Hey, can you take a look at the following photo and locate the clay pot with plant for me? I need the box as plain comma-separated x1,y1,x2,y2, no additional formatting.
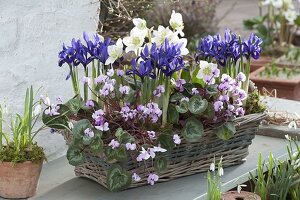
0,86,55,199
250,63,300,100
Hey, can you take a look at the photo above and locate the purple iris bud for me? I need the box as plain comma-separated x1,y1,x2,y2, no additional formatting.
214,101,224,112
86,100,95,108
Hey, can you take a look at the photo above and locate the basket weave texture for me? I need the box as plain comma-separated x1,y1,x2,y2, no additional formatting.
62,113,267,189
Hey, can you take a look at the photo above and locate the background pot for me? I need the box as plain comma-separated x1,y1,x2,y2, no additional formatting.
250,56,272,73
250,66,300,100
222,191,261,200
0,160,43,199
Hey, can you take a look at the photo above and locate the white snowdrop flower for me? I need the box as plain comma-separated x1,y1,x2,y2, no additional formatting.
210,162,215,172
285,134,291,141
218,167,224,176
33,104,42,116
288,120,297,129
68,121,74,130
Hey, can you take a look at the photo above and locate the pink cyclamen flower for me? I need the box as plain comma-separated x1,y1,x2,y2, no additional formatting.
81,76,91,85
235,107,245,116
147,131,156,140
237,72,246,82
95,122,109,131
86,100,95,108
192,88,199,95
44,104,60,116
152,146,167,153
136,147,151,161
173,134,181,145
175,79,186,92
132,173,141,182
119,85,130,95
125,143,137,151
95,75,108,84
147,173,159,185
213,101,223,112
40,95,51,106
219,95,229,102
108,139,120,149
153,85,165,97
204,75,215,85
227,104,235,112
181,97,189,102
107,68,114,77
84,128,94,138
116,69,125,76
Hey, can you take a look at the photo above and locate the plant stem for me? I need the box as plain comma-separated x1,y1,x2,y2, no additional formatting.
84,67,89,102
0,105,2,149
162,77,170,127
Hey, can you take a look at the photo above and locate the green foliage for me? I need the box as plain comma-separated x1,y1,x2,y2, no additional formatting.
67,144,85,166
182,117,204,142
188,96,208,115
65,98,85,114
115,128,134,143
154,157,168,174
167,104,179,124
0,143,45,163
157,133,175,151
246,91,266,114
175,100,189,114
215,122,236,140
170,93,185,103
106,165,132,192
42,104,70,129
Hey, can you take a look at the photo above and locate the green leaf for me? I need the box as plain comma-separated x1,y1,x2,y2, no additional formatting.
295,15,300,27
167,104,179,124
124,88,136,104
204,103,215,120
180,69,191,82
115,128,134,143
182,117,204,142
256,24,268,37
106,165,131,192
154,157,168,173
175,100,189,113
170,93,185,103
191,68,205,86
90,135,104,154
42,104,69,129
183,83,194,95
157,133,175,151
82,135,93,145
188,96,208,115
215,122,236,140
206,85,218,96
105,147,116,162
73,119,92,139
67,145,85,166
65,98,85,114
115,145,128,161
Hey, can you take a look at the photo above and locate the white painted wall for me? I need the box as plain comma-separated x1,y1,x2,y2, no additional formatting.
0,0,99,161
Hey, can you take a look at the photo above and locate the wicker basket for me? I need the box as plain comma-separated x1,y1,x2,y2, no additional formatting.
62,113,266,189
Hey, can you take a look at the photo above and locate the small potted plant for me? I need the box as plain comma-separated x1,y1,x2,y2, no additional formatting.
250,63,300,100
244,0,300,72
0,87,48,199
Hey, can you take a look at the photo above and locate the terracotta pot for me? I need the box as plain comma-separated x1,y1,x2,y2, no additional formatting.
0,160,43,199
250,66,300,100
222,191,261,200
250,56,272,73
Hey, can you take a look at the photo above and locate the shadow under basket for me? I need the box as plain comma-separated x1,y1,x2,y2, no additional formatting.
61,113,267,190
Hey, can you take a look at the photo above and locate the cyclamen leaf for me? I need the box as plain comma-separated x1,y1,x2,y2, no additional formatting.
90,136,104,155
168,104,179,124
170,93,185,103
182,117,204,142
67,146,85,166
155,157,168,174
215,122,236,140
72,119,92,139
188,96,208,115
115,145,128,161
176,100,188,113
107,165,132,192
158,134,175,151
115,128,134,143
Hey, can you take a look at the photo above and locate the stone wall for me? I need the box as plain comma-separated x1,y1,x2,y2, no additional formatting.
0,0,99,161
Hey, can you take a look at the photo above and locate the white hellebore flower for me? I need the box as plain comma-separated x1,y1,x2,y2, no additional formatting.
105,39,123,65
152,25,175,46
196,60,218,79
169,10,184,36
271,0,283,8
132,18,148,37
284,9,297,24
123,29,145,54
237,184,247,193
283,0,295,9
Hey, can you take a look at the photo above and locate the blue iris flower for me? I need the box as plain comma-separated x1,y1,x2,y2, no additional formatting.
242,33,263,60
126,59,156,80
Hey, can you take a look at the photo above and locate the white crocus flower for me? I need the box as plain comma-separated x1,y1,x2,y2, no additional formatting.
123,30,145,54
237,184,247,193
288,120,297,129
105,38,123,65
33,104,42,116
284,9,297,24
169,10,184,36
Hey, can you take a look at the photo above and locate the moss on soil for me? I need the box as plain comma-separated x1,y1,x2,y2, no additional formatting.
0,143,45,163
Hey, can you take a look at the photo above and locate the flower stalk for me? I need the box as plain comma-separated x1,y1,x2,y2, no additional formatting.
162,77,170,127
